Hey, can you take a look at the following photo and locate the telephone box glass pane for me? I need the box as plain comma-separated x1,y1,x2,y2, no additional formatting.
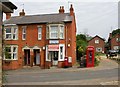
88,51,92,63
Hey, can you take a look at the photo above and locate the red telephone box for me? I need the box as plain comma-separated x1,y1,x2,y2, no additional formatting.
64,57,69,68
86,46,94,67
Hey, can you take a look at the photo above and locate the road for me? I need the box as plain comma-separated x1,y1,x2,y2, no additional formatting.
3,57,119,85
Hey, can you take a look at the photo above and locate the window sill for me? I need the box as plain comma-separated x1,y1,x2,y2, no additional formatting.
5,39,18,41
3,59,18,61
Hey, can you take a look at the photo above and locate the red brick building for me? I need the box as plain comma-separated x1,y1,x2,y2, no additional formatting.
3,5,76,70
108,33,120,51
88,35,105,53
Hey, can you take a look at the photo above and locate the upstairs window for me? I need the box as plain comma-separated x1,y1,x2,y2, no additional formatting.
95,40,99,44
22,26,26,40
5,26,18,40
116,38,120,42
46,24,64,39
50,26,58,39
38,26,42,40
60,25,64,39
46,26,49,39
5,28,12,39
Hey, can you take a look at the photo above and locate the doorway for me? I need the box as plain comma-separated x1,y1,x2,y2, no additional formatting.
49,51,58,66
33,49,40,66
24,49,30,66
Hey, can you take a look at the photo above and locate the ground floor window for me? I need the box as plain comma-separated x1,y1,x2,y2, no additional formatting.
96,47,102,52
113,46,119,50
4,45,18,60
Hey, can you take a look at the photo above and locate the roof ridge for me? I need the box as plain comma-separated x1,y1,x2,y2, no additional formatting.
11,13,70,18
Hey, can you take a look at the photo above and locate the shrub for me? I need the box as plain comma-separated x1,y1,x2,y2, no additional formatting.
94,57,100,67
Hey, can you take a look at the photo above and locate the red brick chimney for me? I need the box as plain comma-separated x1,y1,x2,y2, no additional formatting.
70,4,74,16
6,13,11,19
59,6,64,13
61,6,65,13
19,9,25,16
59,6,62,13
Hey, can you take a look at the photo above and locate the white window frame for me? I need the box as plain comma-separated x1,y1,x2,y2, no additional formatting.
96,47,102,52
46,24,64,39
59,44,65,61
46,26,49,39
4,26,18,40
50,25,59,39
46,45,51,61
12,27,18,40
22,26,26,40
59,25,64,39
116,38,119,42
4,45,18,60
38,26,42,40
95,40,99,44
113,46,119,50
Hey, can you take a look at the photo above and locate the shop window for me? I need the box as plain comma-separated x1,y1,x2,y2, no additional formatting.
59,44,65,61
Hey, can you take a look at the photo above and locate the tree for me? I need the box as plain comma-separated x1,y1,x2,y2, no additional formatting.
76,34,88,61
112,29,120,37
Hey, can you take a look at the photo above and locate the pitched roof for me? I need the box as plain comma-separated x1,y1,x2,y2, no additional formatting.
3,13,72,25
88,35,105,42
0,0,17,13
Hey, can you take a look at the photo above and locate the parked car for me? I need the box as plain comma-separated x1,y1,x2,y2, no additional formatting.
108,50,117,57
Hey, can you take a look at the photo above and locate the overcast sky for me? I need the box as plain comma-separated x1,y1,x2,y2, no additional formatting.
4,0,119,40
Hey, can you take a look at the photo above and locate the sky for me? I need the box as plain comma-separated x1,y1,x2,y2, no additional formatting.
4,0,119,40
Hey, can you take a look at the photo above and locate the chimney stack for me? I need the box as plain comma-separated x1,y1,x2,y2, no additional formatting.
61,6,65,13
59,6,64,13
19,9,25,16
59,6,62,13
6,13,11,19
70,4,74,16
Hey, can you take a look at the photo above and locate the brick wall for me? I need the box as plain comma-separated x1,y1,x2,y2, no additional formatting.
88,36,105,53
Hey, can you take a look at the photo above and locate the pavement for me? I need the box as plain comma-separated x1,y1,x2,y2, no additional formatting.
5,56,118,74
2,56,120,85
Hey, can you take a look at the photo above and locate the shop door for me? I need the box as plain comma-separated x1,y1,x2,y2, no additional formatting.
49,51,58,66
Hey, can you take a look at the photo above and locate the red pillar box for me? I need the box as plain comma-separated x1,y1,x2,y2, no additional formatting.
86,46,95,67
64,57,69,68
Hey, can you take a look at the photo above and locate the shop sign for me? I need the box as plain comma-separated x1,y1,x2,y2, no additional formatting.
48,45,59,51
49,40,59,44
